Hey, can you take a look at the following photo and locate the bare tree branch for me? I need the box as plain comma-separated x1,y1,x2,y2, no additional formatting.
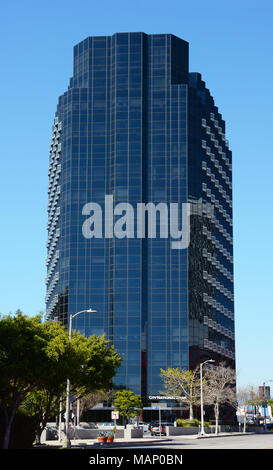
203,362,236,434
160,368,201,420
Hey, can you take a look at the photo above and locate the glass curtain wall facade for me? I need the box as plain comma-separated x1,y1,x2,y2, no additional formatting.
187,73,235,370
46,33,235,399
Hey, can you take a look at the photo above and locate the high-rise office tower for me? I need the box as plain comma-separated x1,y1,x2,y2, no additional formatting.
46,33,235,401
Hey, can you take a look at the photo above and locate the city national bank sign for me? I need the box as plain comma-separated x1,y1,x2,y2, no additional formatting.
148,395,186,401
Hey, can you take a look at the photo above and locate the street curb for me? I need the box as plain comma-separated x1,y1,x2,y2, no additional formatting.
86,438,172,447
41,438,171,449
196,432,256,439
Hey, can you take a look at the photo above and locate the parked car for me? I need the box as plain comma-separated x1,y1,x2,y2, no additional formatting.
96,422,124,428
150,422,174,436
77,422,97,429
148,421,159,431
96,422,115,427
148,421,163,431
136,422,149,432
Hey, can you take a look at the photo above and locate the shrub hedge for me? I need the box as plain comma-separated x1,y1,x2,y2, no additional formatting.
176,418,212,427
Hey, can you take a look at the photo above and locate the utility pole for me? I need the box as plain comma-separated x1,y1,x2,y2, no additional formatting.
64,308,96,448
200,359,215,436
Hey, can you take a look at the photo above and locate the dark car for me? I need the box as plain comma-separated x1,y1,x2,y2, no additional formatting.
150,422,174,436
148,421,159,431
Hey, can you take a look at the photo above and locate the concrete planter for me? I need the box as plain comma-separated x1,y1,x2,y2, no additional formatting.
124,427,143,439
41,422,147,442
166,426,213,436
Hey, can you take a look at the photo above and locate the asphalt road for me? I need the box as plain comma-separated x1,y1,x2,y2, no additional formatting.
116,433,273,449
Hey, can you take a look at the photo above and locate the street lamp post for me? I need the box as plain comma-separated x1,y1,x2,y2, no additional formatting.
263,380,273,432
200,359,215,436
64,308,97,448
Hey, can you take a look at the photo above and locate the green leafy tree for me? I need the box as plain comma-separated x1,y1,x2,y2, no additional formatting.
113,390,143,428
0,313,62,449
160,368,200,420
72,333,122,394
0,313,122,449
23,390,64,444
26,333,121,446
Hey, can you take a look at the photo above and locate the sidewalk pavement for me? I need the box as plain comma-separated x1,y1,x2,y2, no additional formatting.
40,437,170,448
40,432,256,448
195,431,255,439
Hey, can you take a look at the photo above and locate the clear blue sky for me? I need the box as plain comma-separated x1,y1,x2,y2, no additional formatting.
0,0,272,389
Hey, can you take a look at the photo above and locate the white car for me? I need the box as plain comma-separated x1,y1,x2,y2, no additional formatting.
133,422,149,432
97,422,115,427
